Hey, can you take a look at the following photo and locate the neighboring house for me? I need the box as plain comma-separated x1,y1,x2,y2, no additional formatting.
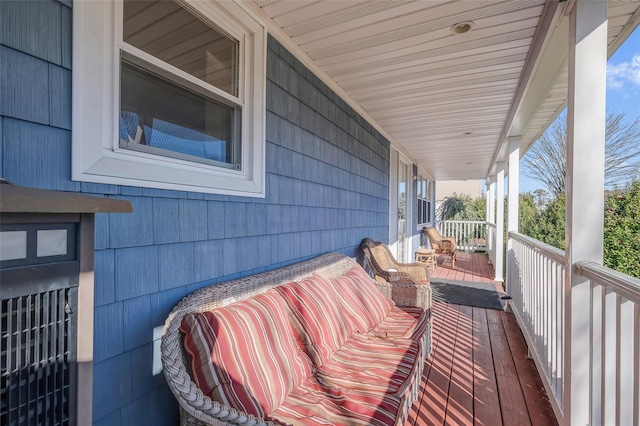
0,1,423,424
435,180,484,202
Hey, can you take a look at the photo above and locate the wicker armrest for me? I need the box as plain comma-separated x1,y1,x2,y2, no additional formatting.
372,279,431,311
396,264,429,281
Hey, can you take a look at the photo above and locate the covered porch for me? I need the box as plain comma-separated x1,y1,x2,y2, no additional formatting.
2,0,639,425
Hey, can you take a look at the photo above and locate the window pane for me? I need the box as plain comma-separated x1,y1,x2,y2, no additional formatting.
120,60,238,167
123,0,238,97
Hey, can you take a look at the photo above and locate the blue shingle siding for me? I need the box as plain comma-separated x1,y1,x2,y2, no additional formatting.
109,196,154,248
49,64,71,129
114,246,159,300
94,302,124,363
0,2,395,421
0,0,62,65
0,47,50,125
2,118,78,191
129,343,164,399
92,352,132,421
94,249,116,306
123,295,153,351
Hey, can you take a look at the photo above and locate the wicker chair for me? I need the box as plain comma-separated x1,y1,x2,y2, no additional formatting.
360,238,430,286
424,227,457,268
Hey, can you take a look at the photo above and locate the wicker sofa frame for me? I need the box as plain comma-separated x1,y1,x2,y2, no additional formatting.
161,252,432,426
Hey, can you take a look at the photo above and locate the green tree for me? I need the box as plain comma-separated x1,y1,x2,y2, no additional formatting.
518,193,539,237
438,193,485,221
528,194,566,250
604,180,640,278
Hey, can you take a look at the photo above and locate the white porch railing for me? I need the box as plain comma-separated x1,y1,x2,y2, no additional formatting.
508,231,640,426
435,220,487,252
508,232,567,422
574,261,640,426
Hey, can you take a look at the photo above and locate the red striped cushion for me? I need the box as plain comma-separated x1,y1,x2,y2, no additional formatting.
331,265,395,328
267,376,401,426
179,290,313,418
316,333,421,397
368,306,429,342
276,275,356,366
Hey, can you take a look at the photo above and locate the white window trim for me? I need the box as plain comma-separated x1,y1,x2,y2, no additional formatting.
72,0,266,197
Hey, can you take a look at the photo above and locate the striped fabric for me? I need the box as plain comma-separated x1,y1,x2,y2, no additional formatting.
368,306,429,342
179,290,313,418
316,333,421,397
276,275,357,366
267,376,402,426
331,265,395,329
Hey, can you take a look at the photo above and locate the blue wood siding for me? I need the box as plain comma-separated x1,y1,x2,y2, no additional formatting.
0,1,393,424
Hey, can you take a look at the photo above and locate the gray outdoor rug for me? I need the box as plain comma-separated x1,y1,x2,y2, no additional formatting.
430,279,504,310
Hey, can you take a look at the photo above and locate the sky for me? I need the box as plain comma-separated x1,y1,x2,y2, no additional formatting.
519,25,640,193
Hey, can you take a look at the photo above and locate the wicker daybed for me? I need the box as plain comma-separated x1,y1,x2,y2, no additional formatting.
161,252,432,426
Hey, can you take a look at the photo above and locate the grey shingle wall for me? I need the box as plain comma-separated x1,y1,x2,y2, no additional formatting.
0,1,391,423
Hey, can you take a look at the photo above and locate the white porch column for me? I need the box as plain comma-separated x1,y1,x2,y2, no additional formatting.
507,138,520,235
495,163,505,282
566,1,607,425
507,138,520,295
488,177,496,224
485,180,491,223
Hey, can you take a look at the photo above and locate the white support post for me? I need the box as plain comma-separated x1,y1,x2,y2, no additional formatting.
507,138,520,297
485,180,491,224
566,1,607,425
488,177,496,224
495,163,505,282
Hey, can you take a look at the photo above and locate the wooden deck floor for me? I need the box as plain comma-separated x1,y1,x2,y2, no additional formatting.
406,301,558,426
405,251,557,425
430,252,498,286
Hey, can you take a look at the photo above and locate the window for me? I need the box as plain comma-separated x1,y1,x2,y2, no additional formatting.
73,0,266,196
417,174,431,226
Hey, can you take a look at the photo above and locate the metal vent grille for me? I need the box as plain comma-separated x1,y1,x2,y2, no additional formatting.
1,288,77,426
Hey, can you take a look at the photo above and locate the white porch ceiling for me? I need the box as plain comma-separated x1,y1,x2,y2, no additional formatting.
250,0,640,181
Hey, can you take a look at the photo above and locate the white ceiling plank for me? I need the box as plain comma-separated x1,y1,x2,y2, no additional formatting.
251,0,640,180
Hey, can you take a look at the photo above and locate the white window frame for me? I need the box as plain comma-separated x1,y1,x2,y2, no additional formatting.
72,0,266,197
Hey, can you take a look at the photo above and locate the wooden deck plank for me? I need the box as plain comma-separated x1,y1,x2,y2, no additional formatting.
409,302,450,425
416,304,461,426
485,309,532,426
471,307,502,426
407,302,556,426
445,305,474,425
431,252,496,286
500,313,558,426
408,248,555,426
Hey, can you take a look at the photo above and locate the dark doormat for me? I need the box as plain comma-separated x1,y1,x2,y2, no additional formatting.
430,279,504,310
